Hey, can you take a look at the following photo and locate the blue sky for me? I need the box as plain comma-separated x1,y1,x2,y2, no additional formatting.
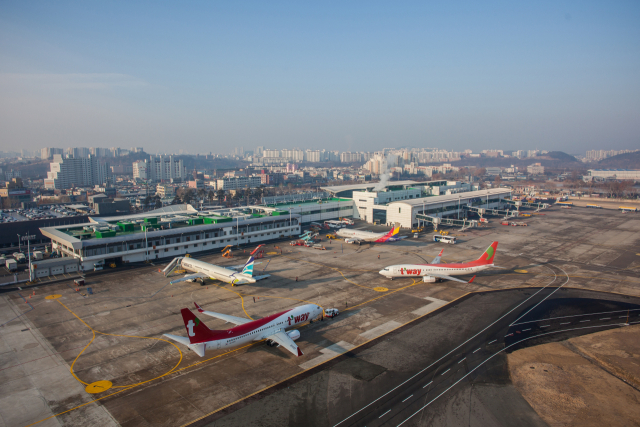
1,1,639,154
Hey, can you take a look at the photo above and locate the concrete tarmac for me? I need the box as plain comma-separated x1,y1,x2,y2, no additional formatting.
0,205,639,426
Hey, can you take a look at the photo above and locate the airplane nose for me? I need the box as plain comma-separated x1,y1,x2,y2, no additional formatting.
378,270,386,275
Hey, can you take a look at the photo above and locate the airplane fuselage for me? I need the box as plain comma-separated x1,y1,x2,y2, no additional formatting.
181,258,256,284
336,229,401,243
191,304,323,352
379,263,493,278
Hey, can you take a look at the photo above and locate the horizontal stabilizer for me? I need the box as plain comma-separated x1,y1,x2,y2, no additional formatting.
252,274,271,281
163,333,191,346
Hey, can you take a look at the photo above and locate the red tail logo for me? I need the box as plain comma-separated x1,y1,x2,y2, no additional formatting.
477,242,498,264
180,308,218,344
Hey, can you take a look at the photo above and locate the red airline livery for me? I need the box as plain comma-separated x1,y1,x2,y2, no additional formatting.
164,302,323,357
379,242,499,283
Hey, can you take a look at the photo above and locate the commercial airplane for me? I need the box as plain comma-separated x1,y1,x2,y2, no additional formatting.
163,302,323,357
336,225,405,244
379,242,499,283
167,255,269,286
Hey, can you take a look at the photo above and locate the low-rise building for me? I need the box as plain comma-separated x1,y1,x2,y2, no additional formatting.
156,184,175,199
527,163,545,175
587,169,640,181
217,176,261,190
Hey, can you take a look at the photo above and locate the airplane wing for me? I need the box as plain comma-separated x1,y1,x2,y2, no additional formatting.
170,272,209,284
427,273,476,284
230,262,263,270
266,330,303,357
431,249,444,265
194,302,252,325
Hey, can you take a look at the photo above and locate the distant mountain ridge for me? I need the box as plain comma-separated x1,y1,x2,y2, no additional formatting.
594,151,640,169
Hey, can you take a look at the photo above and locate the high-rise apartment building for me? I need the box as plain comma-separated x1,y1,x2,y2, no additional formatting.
40,148,64,159
44,155,111,189
133,160,148,180
133,156,185,182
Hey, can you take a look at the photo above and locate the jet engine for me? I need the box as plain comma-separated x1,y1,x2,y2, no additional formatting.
286,330,301,341
422,276,437,283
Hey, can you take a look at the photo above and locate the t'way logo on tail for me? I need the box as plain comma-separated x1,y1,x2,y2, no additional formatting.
180,308,218,344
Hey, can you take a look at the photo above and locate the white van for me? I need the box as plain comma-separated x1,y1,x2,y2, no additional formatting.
433,235,457,244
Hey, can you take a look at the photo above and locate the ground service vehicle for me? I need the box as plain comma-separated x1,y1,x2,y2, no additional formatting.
324,308,339,318
433,235,456,244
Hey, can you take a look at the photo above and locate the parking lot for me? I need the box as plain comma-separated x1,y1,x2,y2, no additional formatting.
1,206,639,426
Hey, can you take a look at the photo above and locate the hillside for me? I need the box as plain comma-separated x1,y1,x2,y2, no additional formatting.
595,152,640,169
546,151,578,162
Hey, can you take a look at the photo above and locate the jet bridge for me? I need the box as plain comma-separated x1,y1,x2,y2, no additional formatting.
504,199,550,211
465,206,519,219
416,214,478,231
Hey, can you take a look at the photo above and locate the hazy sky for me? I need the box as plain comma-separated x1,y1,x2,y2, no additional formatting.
1,1,639,155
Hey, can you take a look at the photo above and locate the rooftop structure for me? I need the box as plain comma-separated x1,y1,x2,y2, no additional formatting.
40,204,301,271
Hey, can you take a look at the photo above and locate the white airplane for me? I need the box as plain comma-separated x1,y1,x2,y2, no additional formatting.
379,242,499,283
167,255,269,286
163,302,324,357
336,225,405,244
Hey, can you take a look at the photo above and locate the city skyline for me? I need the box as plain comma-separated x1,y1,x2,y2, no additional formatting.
1,1,639,153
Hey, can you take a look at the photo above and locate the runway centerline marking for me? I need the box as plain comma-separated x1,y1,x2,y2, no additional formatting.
379,410,391,418
332,263,562,427
440,368,450,375
402,394,413,402
458,358,466,364
396,321,638,426
423,381,433,388
473,348,480,353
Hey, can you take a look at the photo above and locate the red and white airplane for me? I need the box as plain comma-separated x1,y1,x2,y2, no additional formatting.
378,242,499,283
164,302,323,357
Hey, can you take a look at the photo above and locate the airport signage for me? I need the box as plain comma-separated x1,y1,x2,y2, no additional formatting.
21,235,36,241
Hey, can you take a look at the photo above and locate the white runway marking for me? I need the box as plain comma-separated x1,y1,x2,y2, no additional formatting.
458,357,466,364
298,341,355,370
359,320,402,341
411,296,448,317
379,410,391,418
423,381,432,388
402,394,413,402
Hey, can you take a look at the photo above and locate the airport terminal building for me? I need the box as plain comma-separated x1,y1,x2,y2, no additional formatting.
39,181,511,271
40,205,301,271
321,181,511,228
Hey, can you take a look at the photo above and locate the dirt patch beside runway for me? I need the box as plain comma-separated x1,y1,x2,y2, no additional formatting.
508,325,640,427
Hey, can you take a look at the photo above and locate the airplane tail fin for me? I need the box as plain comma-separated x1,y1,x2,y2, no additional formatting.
477,242,498,264
241,256,255,276
377,224,401,242
180,308,217,344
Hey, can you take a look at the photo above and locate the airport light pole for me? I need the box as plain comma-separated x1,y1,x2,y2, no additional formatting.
17,234,21,253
